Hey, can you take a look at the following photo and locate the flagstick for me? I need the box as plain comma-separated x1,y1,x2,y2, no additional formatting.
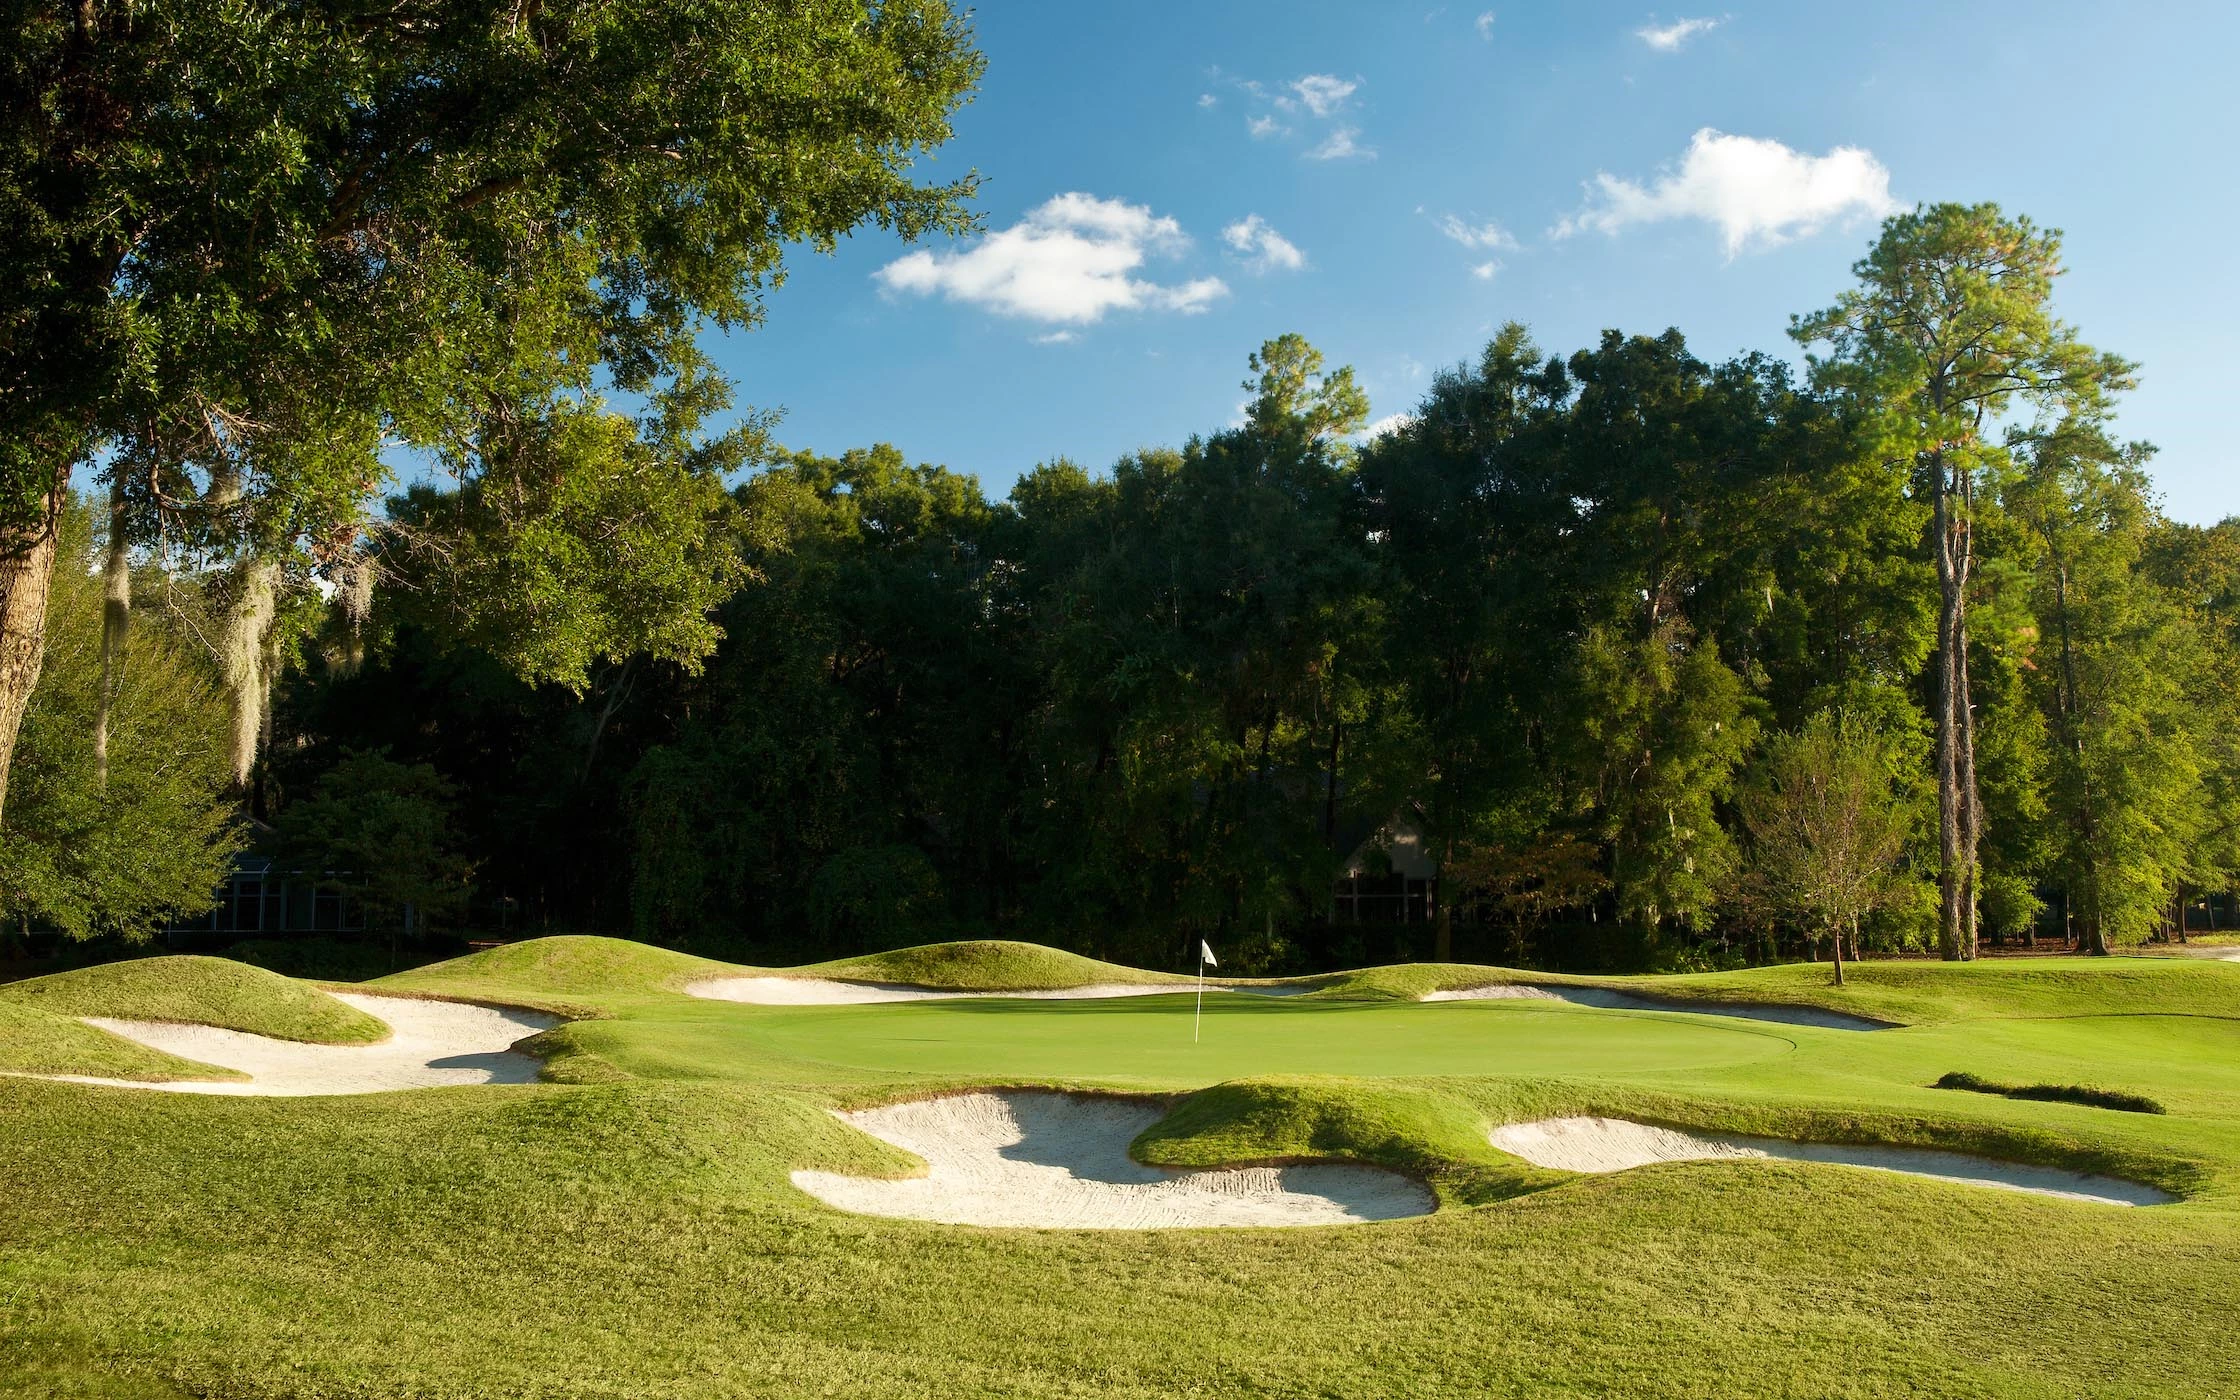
1195,961,1203,1043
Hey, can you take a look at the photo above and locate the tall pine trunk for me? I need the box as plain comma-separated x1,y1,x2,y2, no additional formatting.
93,475,131,788
0,462,73,825
1931,447,1981,961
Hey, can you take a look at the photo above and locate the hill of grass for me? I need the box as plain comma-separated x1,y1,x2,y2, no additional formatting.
1301,955,2240,1026
0,1002,245,1084
373,935,737,1010
0,956,386,1044
803,940,1195,992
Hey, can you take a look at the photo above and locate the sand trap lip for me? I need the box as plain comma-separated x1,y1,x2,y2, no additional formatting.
1489,1115,2172,1207
44,992,558,1096
688,976,1312,1005
1422,983,1891,1031
793,1090,1434,1229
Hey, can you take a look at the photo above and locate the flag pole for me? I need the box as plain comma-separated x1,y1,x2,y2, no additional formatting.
1195,958,1203,1043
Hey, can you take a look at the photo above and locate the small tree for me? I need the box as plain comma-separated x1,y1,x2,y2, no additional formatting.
1736,711,1921,984
0,500,242,942
270,751,473,941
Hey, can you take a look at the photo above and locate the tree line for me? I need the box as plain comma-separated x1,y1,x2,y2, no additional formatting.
3,8,2232,974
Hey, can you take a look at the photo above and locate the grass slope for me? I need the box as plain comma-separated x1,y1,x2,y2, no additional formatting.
372,935,736,1012
1318,953,2240,1025
7,938,2240,1398
804,939,1196,991
0,956,385,1045
0,1003,245,1084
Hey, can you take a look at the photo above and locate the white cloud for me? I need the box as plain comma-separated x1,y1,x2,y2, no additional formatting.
1475,10,1496,40
1247,114,1287,140
1553,128,1900,256
875,193,1229,325
1435,214,1518,251
1290,74,1358,117
1361,412,1416,441
1222,215,1307,273
1470,260,1500,281
1307,126,1374,161
1033,330,1078,345
1198,93,1218,109
1635,16,1721,51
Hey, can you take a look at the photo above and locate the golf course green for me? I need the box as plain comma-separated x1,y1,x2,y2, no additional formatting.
3,936,2237,1397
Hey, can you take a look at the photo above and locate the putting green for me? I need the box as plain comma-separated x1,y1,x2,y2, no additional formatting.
687,992,1802,1084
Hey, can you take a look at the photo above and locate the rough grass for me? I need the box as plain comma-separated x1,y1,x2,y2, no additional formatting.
7,939,2240,1397
0,1003,244,1084
0,956,385,1044
1935,1070,2166,1115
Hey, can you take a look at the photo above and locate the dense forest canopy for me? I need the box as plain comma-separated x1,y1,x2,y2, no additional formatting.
1,0,2230,977
156,213,2234,974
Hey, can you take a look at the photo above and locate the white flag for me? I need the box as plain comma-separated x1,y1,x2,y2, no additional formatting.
1200,940,1218,968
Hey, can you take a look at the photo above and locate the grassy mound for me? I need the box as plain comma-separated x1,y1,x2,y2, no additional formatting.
0,956,385,1044
1305,954,2240,1025
1590,957,2240,1026
1302,963,1543,1001
1935,1071,2166,1115
805,940,1193,992
373,935,735,1007
0,1002,245,1083
1134,1076,1559,1206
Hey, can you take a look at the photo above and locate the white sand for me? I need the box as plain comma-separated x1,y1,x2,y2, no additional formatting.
51,993,558,1096
1489,1115,2173,1207
688,977,1310,1005
793,1090,1434,1229
1424,983,1889,1031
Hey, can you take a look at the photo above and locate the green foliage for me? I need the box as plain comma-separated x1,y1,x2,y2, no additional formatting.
2007,425,2220,947
0,504,240,940
0,0,987,823
0,954,385,1044
385,395,755,693
264,222,2233,974
1734,709,1926,955
268,750,474,934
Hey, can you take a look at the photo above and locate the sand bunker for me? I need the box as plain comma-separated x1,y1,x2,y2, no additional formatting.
1490,1115,2172,1207
793,1090,1434,1228
689,977,1309,1005
56,993,557,1096
1423,983,1889,1031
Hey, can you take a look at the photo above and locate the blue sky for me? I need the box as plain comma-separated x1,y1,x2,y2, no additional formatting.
710,1,2239,525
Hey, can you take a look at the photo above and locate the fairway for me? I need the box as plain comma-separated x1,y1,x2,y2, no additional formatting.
694,993,1803,1083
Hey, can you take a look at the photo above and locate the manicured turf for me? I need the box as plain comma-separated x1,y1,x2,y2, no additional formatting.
0,956,388,1044
4,936,2238,1398
0,1001,243,1084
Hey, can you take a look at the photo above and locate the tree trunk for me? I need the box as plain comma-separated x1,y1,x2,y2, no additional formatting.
1434,833,1454,962
93,474,131,789
0,462,72,825
1931,450,1966,960
1830,918,1847,986
1955,610,1981,959
2046,547,2108,957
